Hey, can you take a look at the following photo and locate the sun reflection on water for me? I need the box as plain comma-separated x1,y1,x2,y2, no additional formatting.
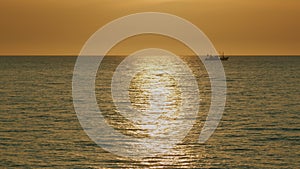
129,69,182,137
100,52,201,159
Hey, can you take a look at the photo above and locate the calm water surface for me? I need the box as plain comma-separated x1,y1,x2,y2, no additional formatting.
0,56,299,168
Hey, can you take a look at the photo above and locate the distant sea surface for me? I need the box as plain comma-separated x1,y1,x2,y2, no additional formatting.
0,56,299,168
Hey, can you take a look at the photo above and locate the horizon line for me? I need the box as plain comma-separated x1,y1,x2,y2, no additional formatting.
0,54,300,57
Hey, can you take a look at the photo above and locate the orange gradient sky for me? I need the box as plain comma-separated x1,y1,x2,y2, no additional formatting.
0,0,299,55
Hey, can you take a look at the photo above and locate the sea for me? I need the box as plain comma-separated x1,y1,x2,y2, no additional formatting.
0,56,299,168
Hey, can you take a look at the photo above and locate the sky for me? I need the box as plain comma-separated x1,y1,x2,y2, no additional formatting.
0,0,299,56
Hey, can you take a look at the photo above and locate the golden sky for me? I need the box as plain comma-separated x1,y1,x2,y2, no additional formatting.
0,0,299,55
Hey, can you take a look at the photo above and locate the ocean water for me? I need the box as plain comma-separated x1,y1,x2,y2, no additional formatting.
0,56,299,168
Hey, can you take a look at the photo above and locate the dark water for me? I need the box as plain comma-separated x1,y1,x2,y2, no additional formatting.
0,56,299,168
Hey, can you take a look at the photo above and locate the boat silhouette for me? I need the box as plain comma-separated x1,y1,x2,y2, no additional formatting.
205,52,229,61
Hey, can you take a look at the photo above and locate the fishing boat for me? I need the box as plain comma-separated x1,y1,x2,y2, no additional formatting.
219,52,229,61
205,52,229,61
